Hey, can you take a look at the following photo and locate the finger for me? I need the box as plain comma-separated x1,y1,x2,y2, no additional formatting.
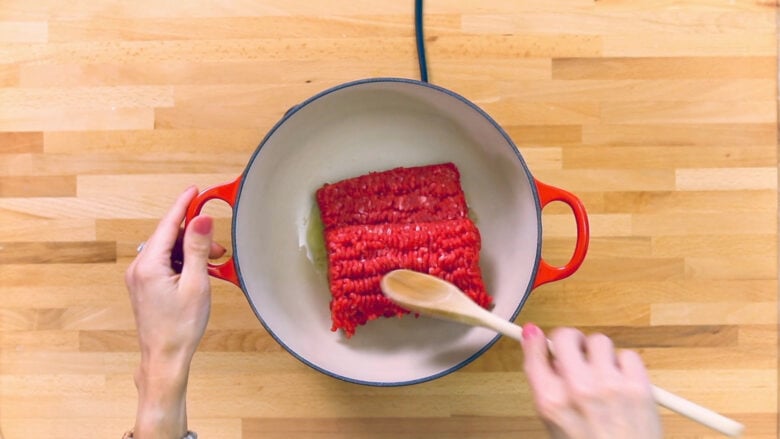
585,333,619,373
522,324,578,429
521,323,564,397
549,327,589,373
180,215,214,286
582,333,624,426
617,349,652,387
617,349,656,412
146,186,199,256
210,242,227,259
550,328,596,405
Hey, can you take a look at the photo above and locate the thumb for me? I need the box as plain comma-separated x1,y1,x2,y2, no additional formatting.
181,215,214,278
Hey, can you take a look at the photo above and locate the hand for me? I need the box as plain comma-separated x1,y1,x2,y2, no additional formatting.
125,186,225,439
521,325,662,439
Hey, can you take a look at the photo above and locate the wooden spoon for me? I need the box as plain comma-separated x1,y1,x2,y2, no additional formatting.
380,269,744,438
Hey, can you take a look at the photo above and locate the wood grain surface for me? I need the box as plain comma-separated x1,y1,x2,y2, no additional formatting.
0,1,777,438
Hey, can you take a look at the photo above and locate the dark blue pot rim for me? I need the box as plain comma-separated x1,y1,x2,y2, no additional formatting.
232,77,542,387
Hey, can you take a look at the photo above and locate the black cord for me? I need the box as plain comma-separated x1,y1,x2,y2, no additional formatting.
414,0,429,82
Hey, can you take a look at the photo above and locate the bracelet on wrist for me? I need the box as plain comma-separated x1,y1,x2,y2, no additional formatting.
122,429,197,439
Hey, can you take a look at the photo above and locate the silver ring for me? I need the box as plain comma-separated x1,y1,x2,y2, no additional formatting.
136,242,146,253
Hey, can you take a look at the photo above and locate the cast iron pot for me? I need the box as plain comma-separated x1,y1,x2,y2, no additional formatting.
185,78,589,386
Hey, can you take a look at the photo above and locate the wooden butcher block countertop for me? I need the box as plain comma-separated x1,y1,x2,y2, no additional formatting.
0,1,777,438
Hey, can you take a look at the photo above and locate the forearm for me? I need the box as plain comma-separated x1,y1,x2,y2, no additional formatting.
133,358,190,439
126,191,213,439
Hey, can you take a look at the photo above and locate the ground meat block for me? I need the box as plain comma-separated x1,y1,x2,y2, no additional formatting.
316,163,467,231
316,163,491,337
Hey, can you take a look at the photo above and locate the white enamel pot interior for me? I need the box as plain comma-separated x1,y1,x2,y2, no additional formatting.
185,78,589,386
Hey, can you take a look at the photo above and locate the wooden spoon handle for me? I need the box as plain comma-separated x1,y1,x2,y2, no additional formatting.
651,385,743,437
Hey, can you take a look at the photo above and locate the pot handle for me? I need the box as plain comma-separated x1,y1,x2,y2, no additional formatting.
185,177,242,287
532,179,589,289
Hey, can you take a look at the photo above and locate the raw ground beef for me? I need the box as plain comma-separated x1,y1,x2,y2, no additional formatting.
316,163,491,337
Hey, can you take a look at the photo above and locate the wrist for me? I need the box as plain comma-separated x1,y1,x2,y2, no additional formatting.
134,355,191,439
137,348,192,385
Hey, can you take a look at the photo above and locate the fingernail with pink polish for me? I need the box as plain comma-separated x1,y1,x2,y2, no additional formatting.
522,323,541,340
193,216,213,235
